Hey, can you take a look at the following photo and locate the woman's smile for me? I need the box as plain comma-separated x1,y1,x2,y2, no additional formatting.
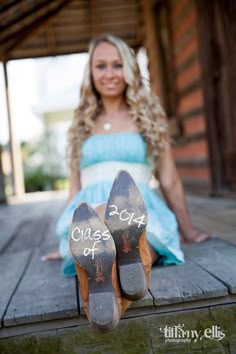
102,82,118,89
91,42,126,98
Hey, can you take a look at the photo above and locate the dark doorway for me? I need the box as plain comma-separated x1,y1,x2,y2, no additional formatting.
198,0,236,194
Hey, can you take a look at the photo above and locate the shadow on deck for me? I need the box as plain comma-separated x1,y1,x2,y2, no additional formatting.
0,191,236,354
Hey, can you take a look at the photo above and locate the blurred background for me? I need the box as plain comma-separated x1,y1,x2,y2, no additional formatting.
0,49,148,196
0,0,235,202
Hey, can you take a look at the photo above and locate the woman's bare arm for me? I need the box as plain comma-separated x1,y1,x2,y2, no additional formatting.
156,144,212,243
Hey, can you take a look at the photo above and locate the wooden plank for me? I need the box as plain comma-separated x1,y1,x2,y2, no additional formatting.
129,290,154,309
79,287,154,315
187,195,236,244
2,304,236,354
183,238,236,293
0,317,87,339
4,218,50,254
149,258,228,306
191,213,236,237
1,203,78,327
188,200,236,216
190,206,236,227
39,200,64,249
1,294,235,339
0,204,32,253
0,198,64,254
187,194,236,208
3,247,78,327
0,250,31,328
0,218,21,253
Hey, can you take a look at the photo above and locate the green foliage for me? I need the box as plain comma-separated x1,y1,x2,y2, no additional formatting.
21,134,68,193
24,166,66,192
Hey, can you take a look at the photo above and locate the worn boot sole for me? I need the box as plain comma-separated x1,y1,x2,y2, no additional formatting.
105,170,148,301
69,202,119,332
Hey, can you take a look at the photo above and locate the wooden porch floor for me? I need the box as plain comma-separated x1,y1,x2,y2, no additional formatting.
0,191,236,353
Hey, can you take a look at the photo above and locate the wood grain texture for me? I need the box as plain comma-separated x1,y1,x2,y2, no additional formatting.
0,193,235,342
3,247,78,326
183,238,236,293
149,257,228,305
0,250,31,328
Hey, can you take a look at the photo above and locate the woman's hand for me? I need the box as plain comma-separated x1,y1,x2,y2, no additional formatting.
181,230,214,244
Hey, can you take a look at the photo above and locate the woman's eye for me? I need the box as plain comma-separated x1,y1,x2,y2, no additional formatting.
114,63,123,69
95,63,122,70
96,64,106,69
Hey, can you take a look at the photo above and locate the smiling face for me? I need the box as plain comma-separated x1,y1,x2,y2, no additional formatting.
90,41,127,99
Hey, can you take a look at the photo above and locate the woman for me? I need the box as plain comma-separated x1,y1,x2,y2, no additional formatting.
43,34,212,330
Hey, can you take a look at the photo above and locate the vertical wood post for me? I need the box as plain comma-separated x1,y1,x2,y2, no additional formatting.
3,61,25,196
0,144,6,203
195,0,224,194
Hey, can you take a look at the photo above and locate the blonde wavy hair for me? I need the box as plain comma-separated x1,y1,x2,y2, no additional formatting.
67,34,169,176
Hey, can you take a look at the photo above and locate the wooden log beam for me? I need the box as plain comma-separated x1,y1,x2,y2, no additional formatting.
7,34,140,60
1,0,73,55
0,0,52,32
0,0,22,14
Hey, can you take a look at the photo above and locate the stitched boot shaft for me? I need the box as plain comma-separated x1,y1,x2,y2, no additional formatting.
75,257,123,320
74,230,152,319
75,263,89,317
139,230,152,285
120,230,152,314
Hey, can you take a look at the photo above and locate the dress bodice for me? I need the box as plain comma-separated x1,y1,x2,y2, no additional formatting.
80,132,149,169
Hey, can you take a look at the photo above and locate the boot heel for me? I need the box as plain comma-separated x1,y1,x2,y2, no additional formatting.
105,170,150,301
69,202,119,332
119,263,147,299
89,292,119,330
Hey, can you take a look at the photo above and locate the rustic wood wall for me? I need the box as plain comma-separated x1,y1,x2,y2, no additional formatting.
142,0,211,193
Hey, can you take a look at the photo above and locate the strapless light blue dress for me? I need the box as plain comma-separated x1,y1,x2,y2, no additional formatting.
56,132,185,276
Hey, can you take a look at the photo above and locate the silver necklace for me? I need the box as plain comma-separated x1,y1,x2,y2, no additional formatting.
104,122,112,131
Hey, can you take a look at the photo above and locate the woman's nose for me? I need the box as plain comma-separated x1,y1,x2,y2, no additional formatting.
104,66,114,78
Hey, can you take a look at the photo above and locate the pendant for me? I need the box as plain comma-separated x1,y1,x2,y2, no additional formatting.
104,122,112,131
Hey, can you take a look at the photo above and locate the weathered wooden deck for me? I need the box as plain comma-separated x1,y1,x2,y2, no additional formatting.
0,191,236,354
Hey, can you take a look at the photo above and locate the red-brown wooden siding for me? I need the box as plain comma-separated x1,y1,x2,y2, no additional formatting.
184,114,206,135
142,0,210,191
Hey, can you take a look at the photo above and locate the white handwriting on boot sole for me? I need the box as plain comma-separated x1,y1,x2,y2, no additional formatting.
83,240,101,259
71,227,111,242
108,205,146,228
71,227,111,259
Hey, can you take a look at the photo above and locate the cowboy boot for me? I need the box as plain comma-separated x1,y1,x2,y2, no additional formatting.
69,202,122,332
94,203,136,315
105,170,152,301
119,230,152,314
75,259,123,322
